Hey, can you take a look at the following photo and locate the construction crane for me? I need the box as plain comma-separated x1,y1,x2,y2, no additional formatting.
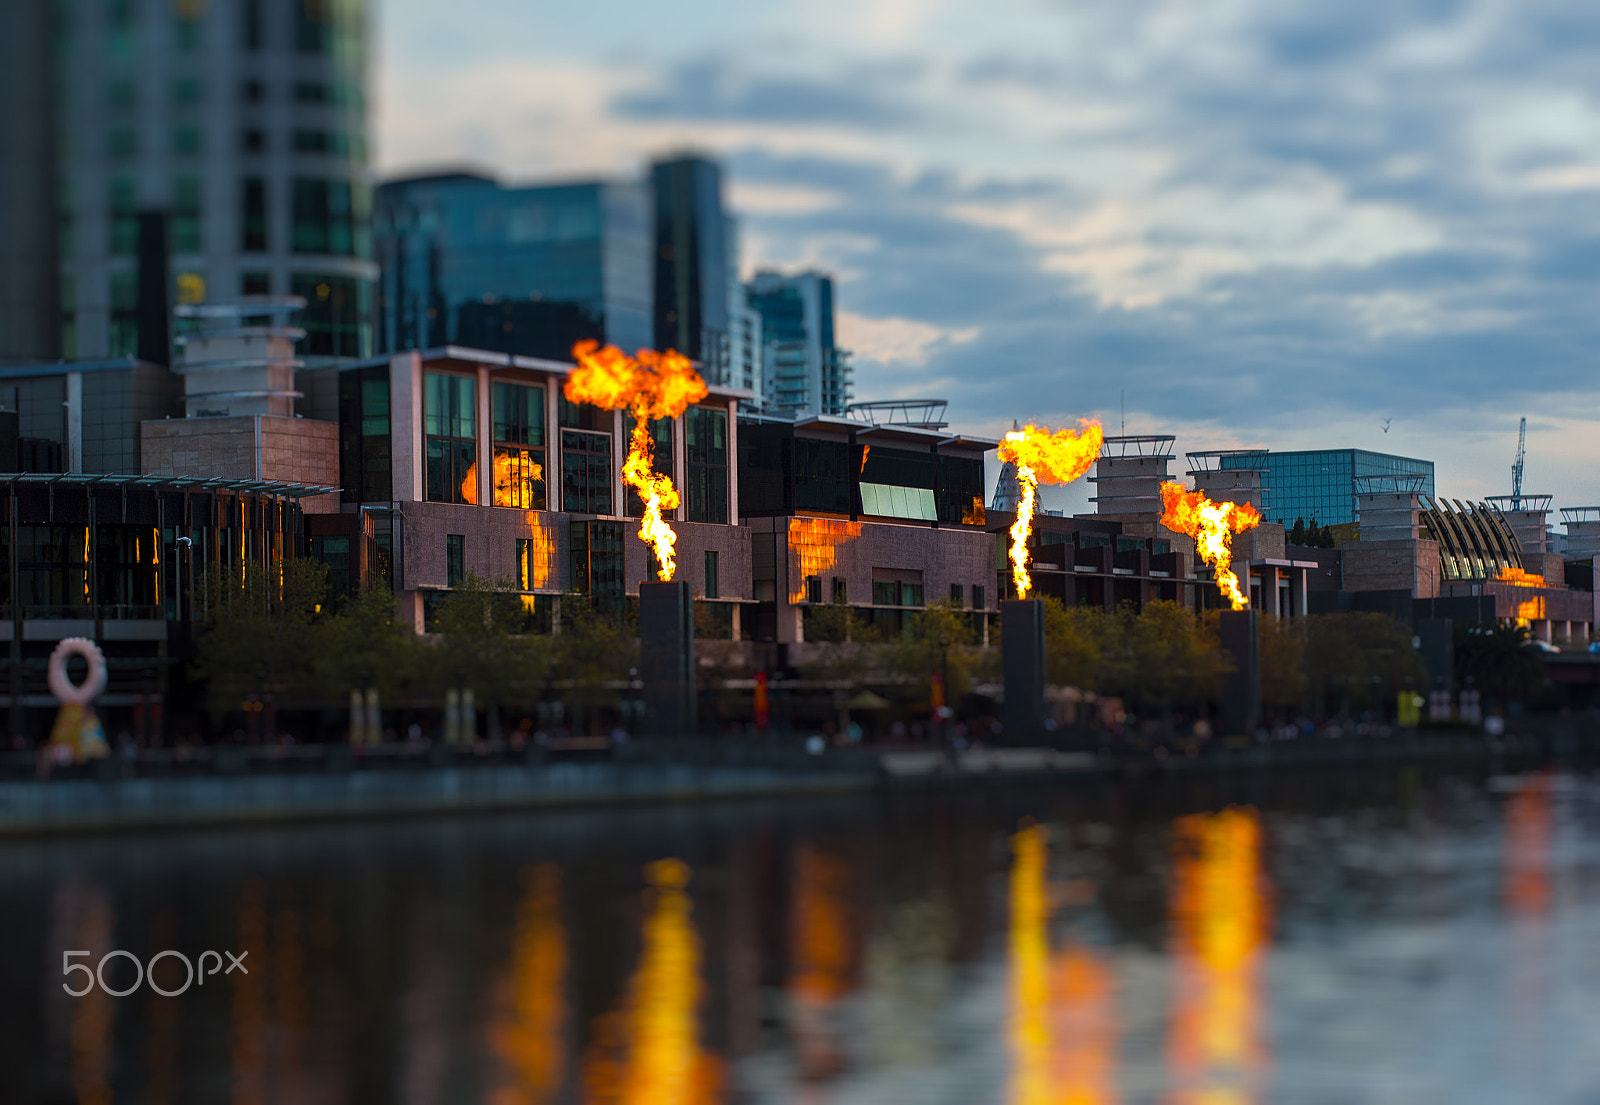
1511,416,1526,506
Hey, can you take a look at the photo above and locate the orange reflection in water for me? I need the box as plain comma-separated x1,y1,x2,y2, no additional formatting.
583,859,722,1105
490,864,569,1105
788,518,863,603
1166,808,1269,1105
789,846,856,1081
66,885,115,1105
1009,822,1118,1105
231,878,270,1105
1505,773,1553,916
1504,772,1554,1069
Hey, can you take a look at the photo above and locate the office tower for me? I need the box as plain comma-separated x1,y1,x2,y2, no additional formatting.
30,0,376,365
747,271,851,416
374,174,651,361
724,216,764,407
650,155,729,380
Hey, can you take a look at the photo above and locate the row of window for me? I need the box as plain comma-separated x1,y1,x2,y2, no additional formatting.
799,575,987,610
92,175,368,260
103,77,363,111
421,372,729,520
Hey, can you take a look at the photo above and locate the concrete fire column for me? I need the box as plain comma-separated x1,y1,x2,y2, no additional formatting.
1218,609,1260,738
1002,599,1046,738
639,580,698,736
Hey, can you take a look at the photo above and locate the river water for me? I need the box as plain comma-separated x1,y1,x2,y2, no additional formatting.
5,764,1598,1104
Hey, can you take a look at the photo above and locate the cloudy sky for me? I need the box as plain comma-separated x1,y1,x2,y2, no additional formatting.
376,0,1600,517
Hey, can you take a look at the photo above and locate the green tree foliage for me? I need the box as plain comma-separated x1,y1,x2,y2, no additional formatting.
557,599,637,733
1454,621,1545,703
426,574,554,711
879,600,979,702
1303,612,1429,715
1041,598,1102,689
194,558,332,711
1259,614,1309,715
1094,601,1228,716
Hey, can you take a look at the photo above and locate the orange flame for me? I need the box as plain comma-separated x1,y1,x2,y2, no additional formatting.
996,421,1104,598
1160,483,1262,610
565,341,708,581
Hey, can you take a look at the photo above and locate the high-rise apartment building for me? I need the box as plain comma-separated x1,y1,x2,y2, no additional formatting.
374,173,652,361
9,0,377,366
651,156,730,382
746,271,851,416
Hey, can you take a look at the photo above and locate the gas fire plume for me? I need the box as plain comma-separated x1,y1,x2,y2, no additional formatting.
1160,483,1262,610
996,421,1104,599
565,340,708,581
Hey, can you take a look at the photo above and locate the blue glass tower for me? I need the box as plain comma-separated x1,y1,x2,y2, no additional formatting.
374,173,651,361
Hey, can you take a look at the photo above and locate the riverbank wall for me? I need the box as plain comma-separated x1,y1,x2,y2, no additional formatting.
0,726,1590,836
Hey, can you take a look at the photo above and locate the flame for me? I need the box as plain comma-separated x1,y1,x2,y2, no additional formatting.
520,518,556,590
961,496,987,526
1160,483,1263,611
1497,565,1546,587
997,421,1103,598
788,517,863,603
463,451,548,509
565,340,708,581
1168,808,1268,1105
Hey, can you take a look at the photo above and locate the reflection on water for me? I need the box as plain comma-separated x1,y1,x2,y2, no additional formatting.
10,766,1600,1101
1167,809,1268,1105
489,864,568,1105
583,858,722,1105
1008,821,1116,1105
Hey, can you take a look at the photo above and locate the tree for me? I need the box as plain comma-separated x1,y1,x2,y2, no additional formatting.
1303,612,1428,716
879,600,979,705
1259,614,1308,716
193,558,330,713
556,599,636,734
428,575,556,734
1096,601,1227,717
1041,598,1102,689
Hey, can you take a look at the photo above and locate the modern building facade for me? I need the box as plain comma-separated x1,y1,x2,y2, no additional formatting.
16,0,377,367
374,174,652,362
0,0,58,366
746,271,851,416
1221,448,1435,527
329,346,751,634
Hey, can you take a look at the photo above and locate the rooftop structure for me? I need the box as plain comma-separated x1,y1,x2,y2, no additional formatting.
1188,449,1269,510
1090,435,1176,515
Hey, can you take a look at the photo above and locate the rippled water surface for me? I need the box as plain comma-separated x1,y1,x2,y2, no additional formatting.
6,765,1600,1104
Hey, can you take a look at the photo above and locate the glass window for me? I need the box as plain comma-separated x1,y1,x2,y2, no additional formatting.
972,585,985,611
704,550,719,599
291,178,354,255
950,583,964,606
107,128,137,159
241,178,266,251
493,446,545,510
561,430,613,515
446,534,465,586
832,577,847,603
241,129,266,154
570,521,624,609
872,580,897,606
806,575,822,604
291,273,369,357
173,77,202,105
900,581,923,607
685,406,728,524
492,382,544,446
241,79,265,103
173,126,202,155
243,0,263,48
338,366,391,504
424,373,476,504
109,176,138,255
171,175,201,253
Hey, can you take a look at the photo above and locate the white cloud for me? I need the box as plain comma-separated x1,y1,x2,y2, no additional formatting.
837,311,979,367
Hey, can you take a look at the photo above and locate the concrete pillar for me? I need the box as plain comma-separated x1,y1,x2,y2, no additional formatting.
1002,599,1046,738
640,580,697,736
1218,609,1260,738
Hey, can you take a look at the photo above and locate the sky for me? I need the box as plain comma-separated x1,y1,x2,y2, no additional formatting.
375,0,1600,519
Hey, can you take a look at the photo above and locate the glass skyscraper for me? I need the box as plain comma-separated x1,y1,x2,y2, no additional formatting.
650,156,729,380
1221,448,1435,527
374,174,651,362
747,271,851,416
4,0,378,364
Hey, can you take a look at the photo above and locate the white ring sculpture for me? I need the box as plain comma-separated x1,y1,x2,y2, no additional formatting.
48,637,108,706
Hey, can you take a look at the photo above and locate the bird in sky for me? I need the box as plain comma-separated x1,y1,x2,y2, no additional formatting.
1380,418,1392,434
